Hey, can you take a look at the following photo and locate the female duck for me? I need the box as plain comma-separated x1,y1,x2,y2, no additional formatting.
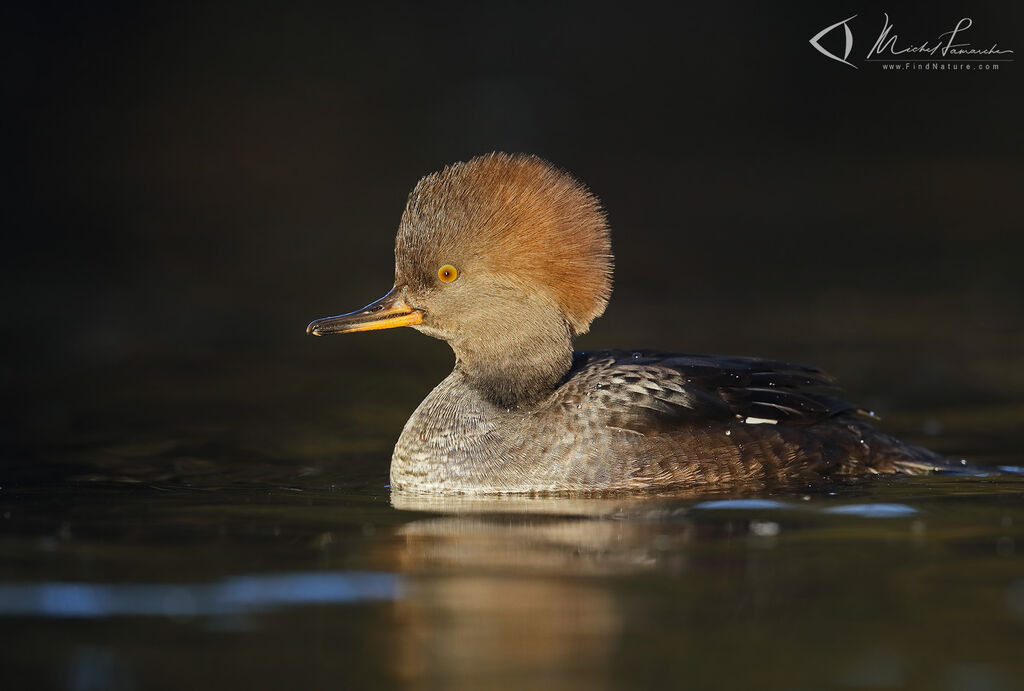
307,153,945,494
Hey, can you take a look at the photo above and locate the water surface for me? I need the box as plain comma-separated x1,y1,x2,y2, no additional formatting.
3,355,1023,691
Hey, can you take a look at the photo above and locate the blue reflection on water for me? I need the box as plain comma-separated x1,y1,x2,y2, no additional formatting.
691,499,793,511
822,503,919,517
0,571,400,618
690,499,920,518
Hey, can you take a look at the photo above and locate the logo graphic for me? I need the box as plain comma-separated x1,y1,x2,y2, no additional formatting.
809,14,858,68
810,13,1013,70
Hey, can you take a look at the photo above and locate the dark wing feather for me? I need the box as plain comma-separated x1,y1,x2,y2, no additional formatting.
566,350,864,436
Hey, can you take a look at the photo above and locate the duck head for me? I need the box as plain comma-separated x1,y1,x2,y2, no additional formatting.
307,153,613,408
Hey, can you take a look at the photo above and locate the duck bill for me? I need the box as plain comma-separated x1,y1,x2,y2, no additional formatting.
306,288,423,336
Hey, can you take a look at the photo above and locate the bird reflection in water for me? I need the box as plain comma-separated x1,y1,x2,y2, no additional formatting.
378,489,775,690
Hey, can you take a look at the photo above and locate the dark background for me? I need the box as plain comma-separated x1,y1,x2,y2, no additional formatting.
4,1,1022,467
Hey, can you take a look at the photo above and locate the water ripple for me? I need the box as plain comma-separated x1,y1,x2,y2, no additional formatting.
690,499,793,511
690,499,921,518
822,503,919,517
0,571,401,619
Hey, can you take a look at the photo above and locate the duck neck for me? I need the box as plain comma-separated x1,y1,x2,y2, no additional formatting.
451,311,573,410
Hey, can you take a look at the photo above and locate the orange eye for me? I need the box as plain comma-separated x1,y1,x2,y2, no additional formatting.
438,264,458,283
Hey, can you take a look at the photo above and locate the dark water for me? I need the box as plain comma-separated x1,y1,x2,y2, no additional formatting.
3,330,1024,691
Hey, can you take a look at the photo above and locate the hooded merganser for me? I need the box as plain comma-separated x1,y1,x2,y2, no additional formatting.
307,153,947,494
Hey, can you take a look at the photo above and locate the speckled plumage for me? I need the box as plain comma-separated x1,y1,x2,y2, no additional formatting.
308,153,948,495
391,350,946,493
